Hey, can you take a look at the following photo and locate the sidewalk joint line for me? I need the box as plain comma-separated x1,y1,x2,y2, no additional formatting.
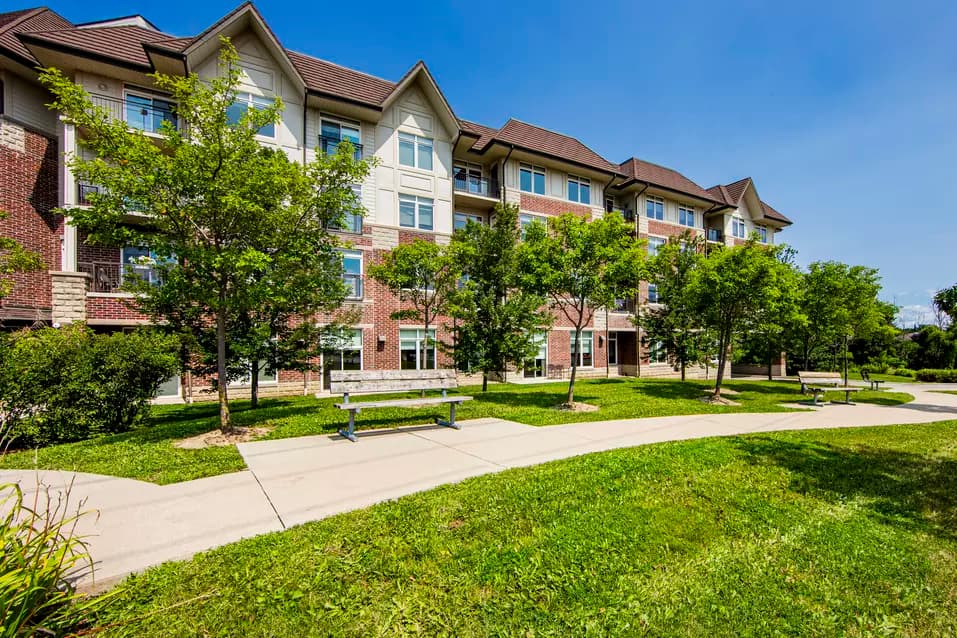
406,429,508,470
247,465,287,530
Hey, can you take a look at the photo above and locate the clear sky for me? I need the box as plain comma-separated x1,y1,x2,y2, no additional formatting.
43,0,957,326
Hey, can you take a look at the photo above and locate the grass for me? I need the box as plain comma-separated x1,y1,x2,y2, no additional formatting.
0,378,914,485
849,370,916,383
92,421,957,637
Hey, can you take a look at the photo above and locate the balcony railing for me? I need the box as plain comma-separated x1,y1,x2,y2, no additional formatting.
612,297,637,314
79,261,121,293
89,93,178,134
706,228,724,242
453,174,497,198
77,183,100,206
343,274,363,300
319,136,362,160
607,207,636,222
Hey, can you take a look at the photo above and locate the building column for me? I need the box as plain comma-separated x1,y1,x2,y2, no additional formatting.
58,118,77,272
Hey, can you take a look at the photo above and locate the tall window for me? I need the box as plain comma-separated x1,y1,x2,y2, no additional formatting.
756,225,768,243
519,163,546,195
520,213,545,240
678,204,695,228
732,217,747,238
649,340,667,364
567,175,591,204
648,283,659,303
226,92,275,137
400,329,436,370
124,91,176,133
524,332,548,378
646,196,664,220
398,132,433,170
647,236,666,257
320,118,361,159
324,328,362,387
341,250,363,299
454,212,483,231
571,330,594,367
399,194,434,231
608,332,618,366
231,355,278,386
328,184,363,234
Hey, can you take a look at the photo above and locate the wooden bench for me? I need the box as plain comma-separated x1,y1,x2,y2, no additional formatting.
797,371,862,406
325,369,472,442
860,370,885,391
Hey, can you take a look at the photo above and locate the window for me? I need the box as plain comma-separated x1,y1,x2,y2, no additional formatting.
324,328,362,387
398,132,433,170
231,360,278,386
454,212,483,231
519,163,546,195
399,194,434,231
454,162,488,195
524,332,548,378
121,245,166,286
567,175,591,204
608,332,618,366
227,92,275,137
520,213,545,240
732,217,747,239
124,91,176,133
320,118,361,159
648,283,659,303
756,225,768,243
328,185,363,233
678,204,695,228
341,250,363,299
647,236,666,257
571,330,594,367
400,329,436,370
646,196,664,220
649,340,667,364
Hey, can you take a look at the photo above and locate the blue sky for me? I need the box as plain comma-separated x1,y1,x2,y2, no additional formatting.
46,0,957,326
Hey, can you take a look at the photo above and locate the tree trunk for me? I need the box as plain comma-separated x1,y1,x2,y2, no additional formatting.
680,359,686,382
216,306,231,433
250,358,259,409
482,372,488,393
767,338,774,381
567,326,581,405
421,316,429,397
713,325,730,398
843,335,849,386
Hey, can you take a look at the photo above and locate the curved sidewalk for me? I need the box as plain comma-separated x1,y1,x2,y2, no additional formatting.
2,383,956,593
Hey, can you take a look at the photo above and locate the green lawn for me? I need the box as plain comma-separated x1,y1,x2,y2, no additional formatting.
849,370,916,383
92,421,957,637
0,378,913,485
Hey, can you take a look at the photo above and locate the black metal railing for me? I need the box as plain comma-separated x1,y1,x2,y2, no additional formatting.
89,93,178,134
77,183,100,206
612,297,637,314
706,228,724,242
78,261,121,293
320,136,362,160
343,274,363,300
453,173,497,198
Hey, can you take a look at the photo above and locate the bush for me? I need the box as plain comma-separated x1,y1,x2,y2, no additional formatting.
914,369,957,383
889,367,916,379
0,324,180,446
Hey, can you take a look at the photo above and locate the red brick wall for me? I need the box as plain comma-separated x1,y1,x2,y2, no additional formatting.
86,295,149,322
647,220,700,239
0,119,60,321
520,193,592,218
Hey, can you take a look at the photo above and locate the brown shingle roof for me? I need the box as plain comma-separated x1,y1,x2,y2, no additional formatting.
148,36,192,52
476,118,619,174
0,7,72,65
619,157,723,204
19,25,177,69
459,119,498,148
722,177,752,204
760,200,792,225
287,50,394,106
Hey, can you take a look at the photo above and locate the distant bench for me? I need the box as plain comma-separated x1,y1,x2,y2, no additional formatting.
860,370,885,391
325,369,472,442
797,371,862,406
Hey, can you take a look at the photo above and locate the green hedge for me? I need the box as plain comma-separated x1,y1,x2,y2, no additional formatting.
0,324,180,446
914,369,957,382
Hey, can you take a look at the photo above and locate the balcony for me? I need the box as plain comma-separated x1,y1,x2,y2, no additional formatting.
77,182,100,206
89,93,177,134
343,273,363,300
612,297,637,314
319,136,362,160
706,228,724,243
607,207,636,222
79,261,162,293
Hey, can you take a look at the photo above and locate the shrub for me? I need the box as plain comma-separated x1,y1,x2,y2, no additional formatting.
889,367,916,378
914,369,957,383
0,324,180,446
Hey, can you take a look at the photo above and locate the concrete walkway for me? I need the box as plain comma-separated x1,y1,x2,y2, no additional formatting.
2,383,956,593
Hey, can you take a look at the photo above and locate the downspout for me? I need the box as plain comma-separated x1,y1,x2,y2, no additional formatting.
500,144,515,204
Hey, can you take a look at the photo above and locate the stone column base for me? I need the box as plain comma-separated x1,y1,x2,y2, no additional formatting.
50,271,90,325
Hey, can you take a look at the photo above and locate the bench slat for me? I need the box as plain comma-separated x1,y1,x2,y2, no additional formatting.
334,396,472,410
329,369,459,394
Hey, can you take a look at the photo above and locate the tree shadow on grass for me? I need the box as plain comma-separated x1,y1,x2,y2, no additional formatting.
627,380,712,401
733,435,957,542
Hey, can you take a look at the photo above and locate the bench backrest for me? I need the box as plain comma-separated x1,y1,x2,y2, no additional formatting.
798,371,842,384
329,369,458,395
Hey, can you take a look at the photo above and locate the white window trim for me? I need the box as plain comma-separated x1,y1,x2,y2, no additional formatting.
646,195,665,220
519,163,547,195
524,331,549,378
399,328,437,370
571,330,595,369
519,212,547,239
325,328,363,372
398,131,434,172
123,88,175,134
756,224,768,243
319,115,362,155
567,174,591,204
732,216,747,239
454,212,483,230
340,249,363,300
647,236,667,257
399,193,435,231
678,204,696,228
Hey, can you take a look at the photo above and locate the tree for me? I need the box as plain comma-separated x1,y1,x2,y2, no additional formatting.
520,213,645,405
690,238,794,398
639,231,708,381
744,245,805,380
934,284,957,327
448,203,551,391
368,239,460,378
41,41,370,432
0,211,44,303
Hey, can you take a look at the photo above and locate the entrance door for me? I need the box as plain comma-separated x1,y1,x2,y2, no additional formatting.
608,332,618,367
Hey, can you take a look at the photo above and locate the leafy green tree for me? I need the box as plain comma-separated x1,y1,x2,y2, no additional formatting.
0,211,44,302
639,231,708,381
743,245,805,380
368,239,460,376
909,325,957,369
448,203,551,391
690,239,794,398
41,41,369,431
934,284,957,326
520,213,645,405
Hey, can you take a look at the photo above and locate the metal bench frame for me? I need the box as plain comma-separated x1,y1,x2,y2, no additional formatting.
860,370,885,391
798,371,862,406
325,369,473,442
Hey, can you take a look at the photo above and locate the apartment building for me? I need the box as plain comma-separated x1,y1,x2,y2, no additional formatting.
0,3,792,399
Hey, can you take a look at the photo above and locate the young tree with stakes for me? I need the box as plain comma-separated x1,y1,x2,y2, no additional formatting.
41,41,370,432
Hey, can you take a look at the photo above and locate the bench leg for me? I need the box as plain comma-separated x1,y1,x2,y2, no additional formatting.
338,409,358,442
435,402,461,430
